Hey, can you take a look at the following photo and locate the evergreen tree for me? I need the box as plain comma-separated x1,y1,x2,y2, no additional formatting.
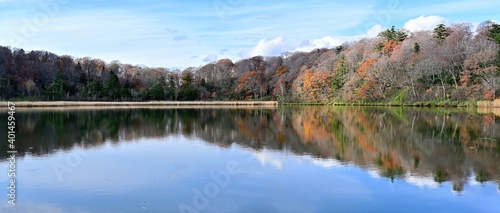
180,71,198,100
413,42,421,53
433,24,450,43
79,72,88,85
489,23,500,71
44,73,64,101
103,71,122,100
167,74,179,100
0,75,10,100
490,23,500,44
144,81,165,100
379,26,408,42
332,54,348,91
89,79,103,99
45,82,64,100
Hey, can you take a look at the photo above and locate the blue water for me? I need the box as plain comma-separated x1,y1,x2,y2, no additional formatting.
0,107,498,212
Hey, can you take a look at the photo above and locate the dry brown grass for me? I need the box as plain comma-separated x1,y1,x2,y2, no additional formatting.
0,105,279,112
0,101,278,108
477,99,500,108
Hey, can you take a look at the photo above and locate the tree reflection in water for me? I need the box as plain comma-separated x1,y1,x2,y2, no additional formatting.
1,106,498,192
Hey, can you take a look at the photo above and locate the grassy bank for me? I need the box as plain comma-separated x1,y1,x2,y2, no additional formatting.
282,99,482,107
332,100,478,107
0,101,278,108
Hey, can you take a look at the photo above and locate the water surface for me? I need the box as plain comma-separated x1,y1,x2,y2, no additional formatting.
0,106,499,212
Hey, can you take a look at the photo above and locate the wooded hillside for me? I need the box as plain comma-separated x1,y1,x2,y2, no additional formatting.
1,21,499,103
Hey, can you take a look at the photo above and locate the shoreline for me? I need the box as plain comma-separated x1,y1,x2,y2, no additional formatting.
0,101,279,108
1,99,499,108
283,99,500,108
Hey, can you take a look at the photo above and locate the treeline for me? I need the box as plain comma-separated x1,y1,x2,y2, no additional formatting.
0,21,499,102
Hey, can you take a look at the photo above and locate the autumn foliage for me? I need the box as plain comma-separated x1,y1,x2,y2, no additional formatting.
0,22,499,102
357,58,378,77
382,40,400,55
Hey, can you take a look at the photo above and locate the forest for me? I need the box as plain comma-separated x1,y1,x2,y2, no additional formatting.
0,21,499,103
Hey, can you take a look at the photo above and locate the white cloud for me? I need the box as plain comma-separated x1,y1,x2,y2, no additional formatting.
403,15,447,32
242,36,290,58
294,25,384,52
405,175,439,188
243,24,385,56
367,169,381,179
252,150,284,169
203,54,218,62
294,36,350,52
311,158,343,169
365,24,385,38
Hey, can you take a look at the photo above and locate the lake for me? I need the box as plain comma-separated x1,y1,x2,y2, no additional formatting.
0,106,499,213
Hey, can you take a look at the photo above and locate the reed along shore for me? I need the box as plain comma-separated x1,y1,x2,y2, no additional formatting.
0,101,279,108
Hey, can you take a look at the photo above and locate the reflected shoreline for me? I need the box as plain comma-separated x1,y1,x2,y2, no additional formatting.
1,106,499,193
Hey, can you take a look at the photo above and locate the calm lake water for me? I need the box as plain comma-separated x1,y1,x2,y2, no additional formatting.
0,106,499,213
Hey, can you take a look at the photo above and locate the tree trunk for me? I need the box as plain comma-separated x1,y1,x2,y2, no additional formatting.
411,80,417,99
452,72,458,90
440,78,446,99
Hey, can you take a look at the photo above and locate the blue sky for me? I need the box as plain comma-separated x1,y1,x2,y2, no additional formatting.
0,0,499,68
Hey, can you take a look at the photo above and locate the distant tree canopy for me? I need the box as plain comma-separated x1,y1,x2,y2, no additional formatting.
488,23,500,44
0,21,499,102
379,26,408,42
375,26,408,54
433,24,451,42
